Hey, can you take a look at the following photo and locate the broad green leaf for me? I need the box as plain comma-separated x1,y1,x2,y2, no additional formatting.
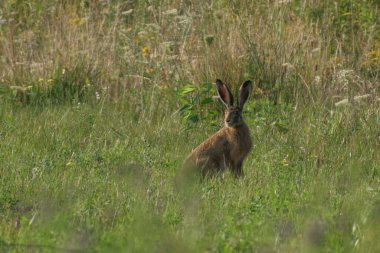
180,84,197,94
178,97,190,105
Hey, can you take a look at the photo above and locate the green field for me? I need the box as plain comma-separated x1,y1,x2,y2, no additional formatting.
0,1,379,252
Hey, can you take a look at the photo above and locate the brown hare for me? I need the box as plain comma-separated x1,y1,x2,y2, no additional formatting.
185,79,253,178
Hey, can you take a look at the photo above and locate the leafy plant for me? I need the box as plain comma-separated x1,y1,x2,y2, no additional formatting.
176,82,220,127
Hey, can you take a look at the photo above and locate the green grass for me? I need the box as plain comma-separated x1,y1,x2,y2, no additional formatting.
0,0,379,252
0,95,379,252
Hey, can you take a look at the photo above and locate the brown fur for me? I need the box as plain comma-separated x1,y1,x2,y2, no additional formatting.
184,80,253,178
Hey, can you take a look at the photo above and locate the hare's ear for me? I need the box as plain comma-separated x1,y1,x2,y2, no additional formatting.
216,79,233,107
238,80,252,109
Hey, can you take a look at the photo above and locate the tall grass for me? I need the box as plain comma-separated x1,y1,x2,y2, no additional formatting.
0,0,378,103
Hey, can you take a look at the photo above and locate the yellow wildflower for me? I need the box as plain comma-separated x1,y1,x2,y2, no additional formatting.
282,154,289,167
362,57,380,65
70,17,85,27
367,50,380,56
142,46,150,57
254,87,263,96
145,67,154,74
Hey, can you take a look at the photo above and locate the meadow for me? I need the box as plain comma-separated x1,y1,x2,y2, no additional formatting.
0,0,379,252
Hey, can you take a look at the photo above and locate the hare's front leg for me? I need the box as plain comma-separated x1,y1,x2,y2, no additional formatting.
232,161,244,178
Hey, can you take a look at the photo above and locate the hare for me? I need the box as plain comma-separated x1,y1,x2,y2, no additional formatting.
185,79,253,178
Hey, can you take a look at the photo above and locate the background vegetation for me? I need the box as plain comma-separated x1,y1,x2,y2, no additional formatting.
0,0,379,252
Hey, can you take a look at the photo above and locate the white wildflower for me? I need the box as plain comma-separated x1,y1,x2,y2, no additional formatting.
332,67,365,92
314,75,321,84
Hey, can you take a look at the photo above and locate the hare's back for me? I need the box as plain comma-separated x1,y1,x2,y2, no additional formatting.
189,128,229,159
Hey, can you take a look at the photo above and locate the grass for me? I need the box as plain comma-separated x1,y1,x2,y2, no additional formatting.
0,96,379,252
0,0,379,252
